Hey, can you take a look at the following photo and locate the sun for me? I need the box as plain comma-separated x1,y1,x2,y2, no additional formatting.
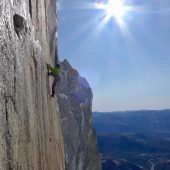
95,0,126,21
93,0,132,34
106,0,125,19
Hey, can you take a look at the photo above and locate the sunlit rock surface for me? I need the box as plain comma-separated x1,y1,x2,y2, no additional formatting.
0,0,65,169
58,60,101,170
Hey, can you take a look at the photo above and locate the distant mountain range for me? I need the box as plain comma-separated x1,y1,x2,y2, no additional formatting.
93,109,170,170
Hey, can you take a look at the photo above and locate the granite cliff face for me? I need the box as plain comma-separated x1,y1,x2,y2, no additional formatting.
58,60,101,170
0,0,65,169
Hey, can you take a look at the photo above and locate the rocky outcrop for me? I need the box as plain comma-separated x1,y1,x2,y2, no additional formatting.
0,0,65,169
58,60,101,170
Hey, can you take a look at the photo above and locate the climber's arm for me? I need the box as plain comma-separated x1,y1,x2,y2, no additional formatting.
46,63,55,73
49,66,55,73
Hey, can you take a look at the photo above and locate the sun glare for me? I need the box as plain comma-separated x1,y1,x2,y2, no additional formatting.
92,0,135,36
106,0,125,19
95,0,126,21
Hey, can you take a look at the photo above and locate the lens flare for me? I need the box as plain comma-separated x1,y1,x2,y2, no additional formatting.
106,0,125,19
95,0,126,22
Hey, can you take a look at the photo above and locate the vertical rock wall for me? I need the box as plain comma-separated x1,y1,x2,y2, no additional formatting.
0,0,65,169
58,60,101,170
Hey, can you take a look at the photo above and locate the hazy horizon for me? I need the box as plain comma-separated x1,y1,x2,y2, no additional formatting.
58,0,170,111
93,108,170,112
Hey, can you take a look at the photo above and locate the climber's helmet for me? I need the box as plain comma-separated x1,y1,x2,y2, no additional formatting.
56,64,61,68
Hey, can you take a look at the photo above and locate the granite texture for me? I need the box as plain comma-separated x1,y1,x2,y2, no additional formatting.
0,0,65,169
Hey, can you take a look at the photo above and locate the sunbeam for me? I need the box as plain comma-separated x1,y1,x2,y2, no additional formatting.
95,0,128,21
93,0,133,35
105,0,126,19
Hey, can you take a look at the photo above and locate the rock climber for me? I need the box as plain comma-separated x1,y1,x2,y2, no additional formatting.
46,63,61,97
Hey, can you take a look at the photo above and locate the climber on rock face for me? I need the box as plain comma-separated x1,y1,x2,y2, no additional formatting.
46,63,61,97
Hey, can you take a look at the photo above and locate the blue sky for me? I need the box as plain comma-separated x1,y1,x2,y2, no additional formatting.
58,0,170,111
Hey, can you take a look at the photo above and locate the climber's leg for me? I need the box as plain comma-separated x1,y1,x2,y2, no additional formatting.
51,78,57,97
